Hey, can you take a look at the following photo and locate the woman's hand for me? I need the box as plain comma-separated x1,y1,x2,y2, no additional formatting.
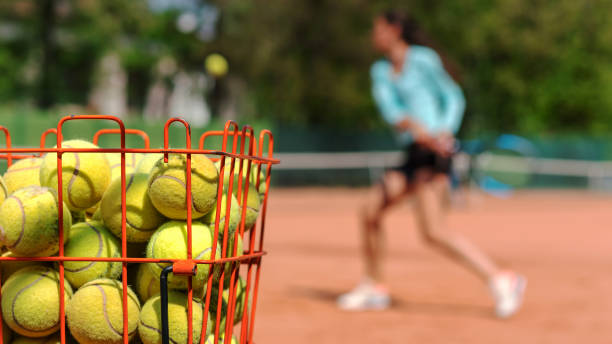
432,132,456,157
396,118,455,156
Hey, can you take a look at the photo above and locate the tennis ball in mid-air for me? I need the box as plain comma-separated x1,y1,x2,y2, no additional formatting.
66,279,140,344
201,192,240,238
64,221,122,288
101,173,165,243
205,54,228,77
1,266,73,337
138,291,208,344
0,186,72,257
11,333,60,344
146,221,220,290
3,158,41,194
106,153,142,182
135,154,164,174
39,140,111,211
135,264,160,303
148,154,218,220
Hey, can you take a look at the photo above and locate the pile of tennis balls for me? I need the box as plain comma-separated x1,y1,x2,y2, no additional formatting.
0,139,265,344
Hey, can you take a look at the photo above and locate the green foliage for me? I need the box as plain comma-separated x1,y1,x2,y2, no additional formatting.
1,1,612,135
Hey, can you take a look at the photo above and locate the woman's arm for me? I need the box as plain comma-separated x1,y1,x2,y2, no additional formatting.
421,50,466,135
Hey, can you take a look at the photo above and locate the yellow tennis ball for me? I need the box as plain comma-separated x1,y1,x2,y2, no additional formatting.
1,266,73,337
148,154,218,220
237,183,261,231
214,158,266,197
101,173,165,243
91,207,102,221
138,291,207,344
201,193,240,238
11,333,60,344
3,158,41,194
0,186,72,257
0,176,8,205
146,221,220,290
205,54,228,77
64,221,122,288
206,276,246,328
106,153,142,182
135,154,164,174
0,252,48,283
135,264,160,303
219,234,243,288
40,140,111,211
66,278,140,344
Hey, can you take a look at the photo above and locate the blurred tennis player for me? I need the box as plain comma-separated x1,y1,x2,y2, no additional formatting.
337,10,526,318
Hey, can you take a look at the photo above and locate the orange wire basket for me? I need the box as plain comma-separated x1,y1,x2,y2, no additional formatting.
0,115,279,344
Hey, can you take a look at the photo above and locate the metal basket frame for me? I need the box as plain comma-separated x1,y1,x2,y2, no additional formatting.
0,115,279,344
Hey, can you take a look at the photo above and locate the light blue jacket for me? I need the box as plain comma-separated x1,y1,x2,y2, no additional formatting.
371,45,465,146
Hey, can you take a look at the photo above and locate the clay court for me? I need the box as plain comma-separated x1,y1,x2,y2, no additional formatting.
253,188,611,343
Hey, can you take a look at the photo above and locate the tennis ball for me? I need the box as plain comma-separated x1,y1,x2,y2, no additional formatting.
148,154,218,220
146,221,220,290
106,153,142,182
11,333,60,344
135,154,164,174
0,186,72,257
91,207,102,221
135,264,160,303
138,291,208,344
1,266,73,337
3,158,41,194
39,140,111,211
0,252,48,283
205,54,228,77
207,276,246,327
64,221,122,288
215,158,266,197
101,173,165,243
219,234,243,287
205,334,237,344
201,193,240,238
0,176,8,205
66,279,140,344
237,183,260,231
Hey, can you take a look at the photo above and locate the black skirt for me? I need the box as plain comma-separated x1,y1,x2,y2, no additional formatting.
393,142,452,180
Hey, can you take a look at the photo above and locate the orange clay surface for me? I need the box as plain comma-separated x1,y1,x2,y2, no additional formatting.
254,188,611,343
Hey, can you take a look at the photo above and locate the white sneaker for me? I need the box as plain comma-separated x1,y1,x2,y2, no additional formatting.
490,271,527,319
337,280,390,311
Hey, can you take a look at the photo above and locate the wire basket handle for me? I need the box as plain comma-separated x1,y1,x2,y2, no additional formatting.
93,128,151,148
57,115,127,344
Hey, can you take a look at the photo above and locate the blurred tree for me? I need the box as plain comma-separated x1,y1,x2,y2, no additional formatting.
1,0,612,135
212,0,612,135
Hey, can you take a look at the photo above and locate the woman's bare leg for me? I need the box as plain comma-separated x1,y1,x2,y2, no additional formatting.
413,173,498,281
361,170,413,283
